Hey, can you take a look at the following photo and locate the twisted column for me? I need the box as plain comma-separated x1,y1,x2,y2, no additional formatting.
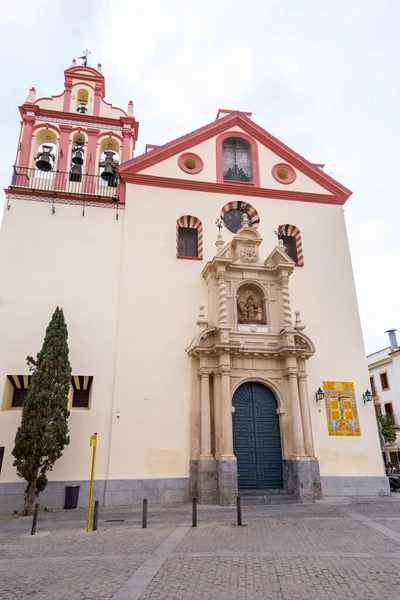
280,274,292,329
218,272,228,326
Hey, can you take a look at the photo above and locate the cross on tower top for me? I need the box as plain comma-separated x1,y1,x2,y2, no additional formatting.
78,50,91,67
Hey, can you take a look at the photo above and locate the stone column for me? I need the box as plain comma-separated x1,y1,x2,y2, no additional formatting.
280,272,293,330
19,115,35,169
220,363,234,458
200,372,213,459
217,355,237,505
217,271,228,327
83,128,100,194
121,130,131,163
197,369,217,504
213,373,222,459
298,373,315,457
288,373,305,457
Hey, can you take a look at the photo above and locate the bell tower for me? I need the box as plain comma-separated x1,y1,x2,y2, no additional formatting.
9,57,138,207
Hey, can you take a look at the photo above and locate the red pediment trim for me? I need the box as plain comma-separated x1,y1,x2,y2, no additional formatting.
119,111,351,200
122,173,347,205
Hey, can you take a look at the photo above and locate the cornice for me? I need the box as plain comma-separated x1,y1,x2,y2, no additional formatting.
121,173,347,205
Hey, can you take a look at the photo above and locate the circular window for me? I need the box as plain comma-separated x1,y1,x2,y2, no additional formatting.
178,153,204,174
272,163,296,184
220,201,260,234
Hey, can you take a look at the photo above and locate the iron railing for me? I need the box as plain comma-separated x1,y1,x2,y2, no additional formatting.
10,166,119,200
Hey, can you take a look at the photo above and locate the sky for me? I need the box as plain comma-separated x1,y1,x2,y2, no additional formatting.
0,0,398,354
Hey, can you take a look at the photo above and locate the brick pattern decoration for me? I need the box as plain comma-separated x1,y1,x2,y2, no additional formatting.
279,223,304,266
176,215,203,259
220,201,260,229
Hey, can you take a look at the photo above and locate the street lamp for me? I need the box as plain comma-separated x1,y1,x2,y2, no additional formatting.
315,387,325,403
363,389,373,404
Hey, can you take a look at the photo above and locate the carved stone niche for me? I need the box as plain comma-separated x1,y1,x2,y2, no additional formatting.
237,286,265,325
231,226,262,264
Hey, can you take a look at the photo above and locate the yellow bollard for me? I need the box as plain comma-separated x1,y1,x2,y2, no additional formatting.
86,432,97,533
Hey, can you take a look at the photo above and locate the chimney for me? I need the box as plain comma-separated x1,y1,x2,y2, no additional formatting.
386,329,398,351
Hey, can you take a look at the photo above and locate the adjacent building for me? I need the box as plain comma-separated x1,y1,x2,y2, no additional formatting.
0,60,389,512
367,330,400,465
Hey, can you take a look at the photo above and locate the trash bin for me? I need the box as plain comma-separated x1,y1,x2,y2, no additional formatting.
64,485,80,509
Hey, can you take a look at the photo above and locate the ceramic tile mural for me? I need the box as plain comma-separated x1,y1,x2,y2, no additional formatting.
323,381,361,436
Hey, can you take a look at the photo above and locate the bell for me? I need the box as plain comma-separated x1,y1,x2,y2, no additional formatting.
69,163,82,182
36,145,54,172
71,146,84,165
101,163,116,181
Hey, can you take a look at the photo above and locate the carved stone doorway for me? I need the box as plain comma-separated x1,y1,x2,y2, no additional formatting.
233,382,283,489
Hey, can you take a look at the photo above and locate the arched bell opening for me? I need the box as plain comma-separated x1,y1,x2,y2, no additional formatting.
33,129,58,177
76,88,89,114
232,381,283,490
98,137,120,188
69,132,87,183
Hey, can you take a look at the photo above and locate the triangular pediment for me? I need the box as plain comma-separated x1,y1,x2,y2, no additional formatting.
119,112,351,204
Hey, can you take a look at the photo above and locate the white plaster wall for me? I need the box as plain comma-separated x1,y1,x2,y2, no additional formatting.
111,183,384,480
0,199,123,483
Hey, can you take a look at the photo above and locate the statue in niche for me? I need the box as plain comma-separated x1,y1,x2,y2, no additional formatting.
238,290,265,324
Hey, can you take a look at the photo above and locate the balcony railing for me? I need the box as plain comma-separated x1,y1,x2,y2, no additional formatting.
10,166,119,201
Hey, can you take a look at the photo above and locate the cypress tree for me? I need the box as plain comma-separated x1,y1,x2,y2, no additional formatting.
12,307,72,515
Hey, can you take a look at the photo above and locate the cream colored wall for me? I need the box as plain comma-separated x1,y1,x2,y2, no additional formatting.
0,199,123,483
99,100,127,119
140,126,331,195
114,182,384,479
36,96,64,111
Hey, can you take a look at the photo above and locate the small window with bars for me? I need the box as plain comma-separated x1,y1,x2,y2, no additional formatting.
178,227,198,258
7,375,31,408
281,235,298,264
380,372,390,390
71,376,93,409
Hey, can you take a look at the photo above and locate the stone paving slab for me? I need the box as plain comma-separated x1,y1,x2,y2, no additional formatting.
173,519,400,554
0,557,144,600
0,524,176,559
140,556,400,600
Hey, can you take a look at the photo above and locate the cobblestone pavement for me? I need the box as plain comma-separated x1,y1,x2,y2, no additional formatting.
0,497,400,599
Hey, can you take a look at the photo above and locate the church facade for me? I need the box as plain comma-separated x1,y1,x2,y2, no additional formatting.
0,62,389,511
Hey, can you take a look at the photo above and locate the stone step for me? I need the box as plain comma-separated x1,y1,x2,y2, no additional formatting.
238,488,302,505
240,495,301,505
239,488,290,496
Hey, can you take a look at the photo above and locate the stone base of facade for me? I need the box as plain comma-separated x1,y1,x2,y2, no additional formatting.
197,459,219,504
282,458,322,501
218,458,238,506
0,478,189,513
320,476,390,497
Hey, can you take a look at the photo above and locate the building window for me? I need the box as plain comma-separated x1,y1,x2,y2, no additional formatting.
277,224,304,266
6,375,31,409
272,163,297,184
222,137,253,183
178,228,198,257
374,404,382,417
380,372,390,390
0,447,4,473
220,201,260,234
384,402,395,424
71,376,93,409
370,376,377,397
176,216,203,259
178,152,204,174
